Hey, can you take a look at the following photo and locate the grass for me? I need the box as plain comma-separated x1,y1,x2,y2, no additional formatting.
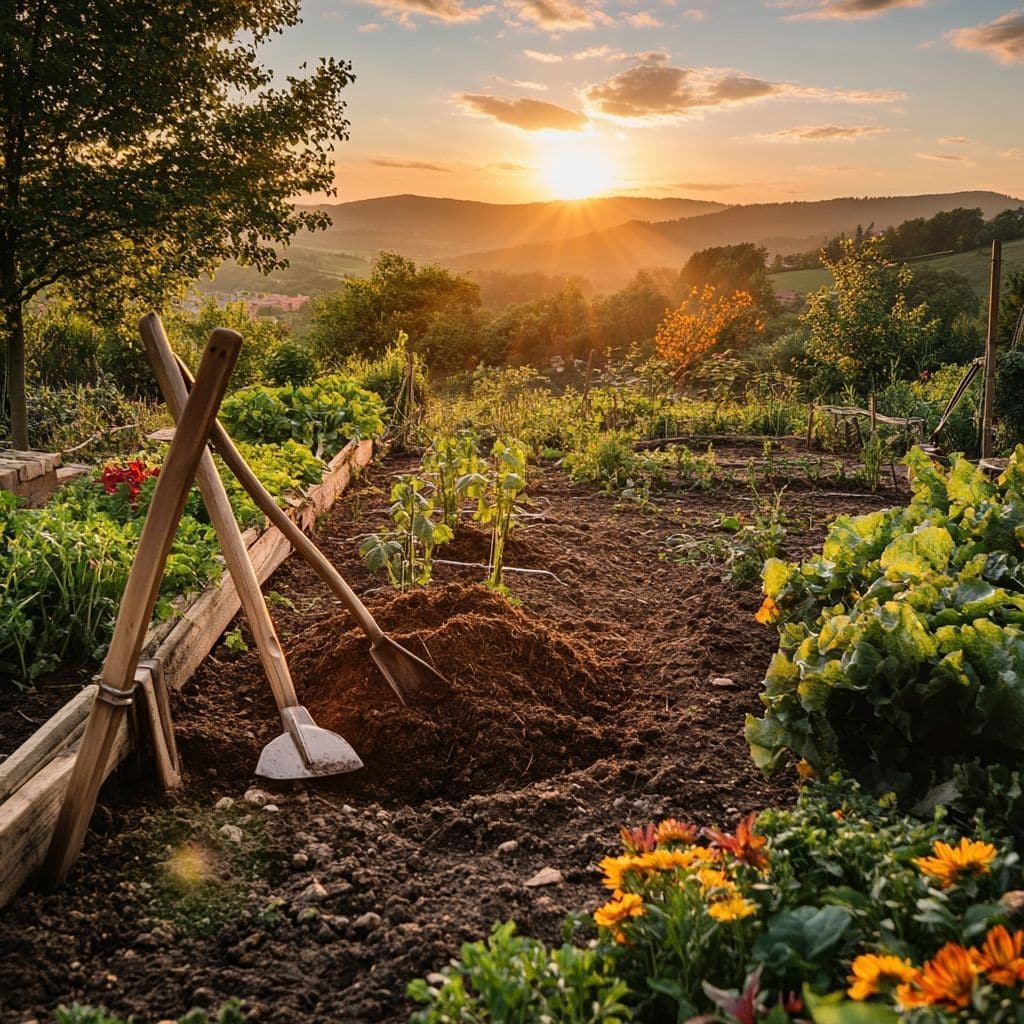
770,236,1024,296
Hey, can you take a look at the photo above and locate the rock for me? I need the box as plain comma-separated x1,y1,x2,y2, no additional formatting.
218,824,243,844
299,879,328,904
497,840,518,856
297,906,320,924
292,852,310,870
191,987,216,1005
214,797,235,811
1002,890,1024,918
353,911,383,934
524,867,563,888
263,804,280,813
243,788,272,807
307,842,332,864
710,676,737,689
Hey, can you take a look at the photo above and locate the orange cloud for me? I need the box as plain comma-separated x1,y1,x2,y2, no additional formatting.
948,12,1024,64
457,93,588,130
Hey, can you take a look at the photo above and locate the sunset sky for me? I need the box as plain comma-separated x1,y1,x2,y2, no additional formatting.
265,0,1024,205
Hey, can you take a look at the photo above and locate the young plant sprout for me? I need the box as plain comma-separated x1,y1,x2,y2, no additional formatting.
473,439,528,593
421,432,487,529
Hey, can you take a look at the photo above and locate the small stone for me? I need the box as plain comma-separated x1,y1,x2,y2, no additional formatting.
244,788,271,807
710,676,737,689
292,852,310,870
294,791,310,805
218,824,243,844
341,804,355,814
297,906,320,923
214,797,235,811
353,911,383,934
300,879,328,904
263,804,280,813
497,840,518,856
191,987,216,1005
524,867,563,888
1002,890,1024,918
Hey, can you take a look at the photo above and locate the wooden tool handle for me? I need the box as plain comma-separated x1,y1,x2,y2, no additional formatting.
138,313,301,712
42,329,240,888
172,353,385,644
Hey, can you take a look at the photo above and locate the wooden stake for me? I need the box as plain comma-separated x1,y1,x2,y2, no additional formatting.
869,394,877,435
982,239,1002,460
40,329,241,889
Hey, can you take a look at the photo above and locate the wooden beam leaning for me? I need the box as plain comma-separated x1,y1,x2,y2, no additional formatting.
39,329,242,889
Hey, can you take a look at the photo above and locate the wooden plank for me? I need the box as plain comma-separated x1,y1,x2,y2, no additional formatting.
0,435,373,907
0,717,129,907
0,686,97,803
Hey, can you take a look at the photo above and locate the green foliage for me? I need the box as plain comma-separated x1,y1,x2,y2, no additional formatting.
220,375,384,460
746,447,1024,805
802,240,939,396
56,998,246,1024
339,332,428,420
408,922,632,1024
360,476,454,590
473,439,529,592
994,349,1024,445
422,432,487,528
265,340,318,386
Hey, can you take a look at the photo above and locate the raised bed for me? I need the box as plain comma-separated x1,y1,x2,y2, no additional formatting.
0,437,374,908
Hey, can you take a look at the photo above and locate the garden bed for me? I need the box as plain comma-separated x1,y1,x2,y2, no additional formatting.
0,454,898,1022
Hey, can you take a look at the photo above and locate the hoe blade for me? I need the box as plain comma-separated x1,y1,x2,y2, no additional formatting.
256,706,363,780
370,635,451,705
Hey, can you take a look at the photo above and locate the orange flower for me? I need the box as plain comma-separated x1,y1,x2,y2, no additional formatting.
594,892,644,942
847,953,917,1001
702,812,769,871
620,824,657,854
913,838,997,888
899,943,978,1010
795,759,816,780
655,818,699,846
707,895,757,922
755,596,780,625
599,854,636,892
972,925,1024,987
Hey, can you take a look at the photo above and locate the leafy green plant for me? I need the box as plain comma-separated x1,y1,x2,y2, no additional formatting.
408,922,631,1024
473,439,529,592
56,998,246,1024
220,375,384,460
421,432,487,529
746,447,1024,805
858,433,884,493
360,475,454,589
266,341,317,386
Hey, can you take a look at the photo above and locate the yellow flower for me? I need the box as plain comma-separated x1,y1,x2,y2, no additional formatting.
594,892,645,942
693,867,734,894
972,925,1024,987
707,896,757,922
599,854,637,892
795,759,816,780
913,838,997,888
898,942,978,1010
755,595,780,625
847,953,917,1001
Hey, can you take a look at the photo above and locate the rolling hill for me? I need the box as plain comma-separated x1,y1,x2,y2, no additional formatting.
451,192,1023,290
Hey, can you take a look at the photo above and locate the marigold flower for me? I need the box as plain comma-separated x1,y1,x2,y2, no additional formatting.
655,818,699,846
702,812,769,871
847,953,918,1001
913,837,997,888
795,759,816,780
594,892,645,930
755,595,780,625
707,896,757,922
599,854,637,892
972,925,1024,987
693,867,734,894
900,943,978,1010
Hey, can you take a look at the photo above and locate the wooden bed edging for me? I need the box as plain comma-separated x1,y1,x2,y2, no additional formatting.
0,437,374,909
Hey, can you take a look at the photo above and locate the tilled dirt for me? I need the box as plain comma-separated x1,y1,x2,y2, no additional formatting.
0,456,899,1023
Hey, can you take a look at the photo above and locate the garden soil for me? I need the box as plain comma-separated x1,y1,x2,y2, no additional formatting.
0,454,897,1023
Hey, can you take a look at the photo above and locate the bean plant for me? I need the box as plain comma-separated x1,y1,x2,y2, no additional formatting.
421,432,487,529
360,475,453,590
472,439,528,592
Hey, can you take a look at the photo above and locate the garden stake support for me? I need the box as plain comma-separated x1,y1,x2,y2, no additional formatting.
170,354,452,706
138,313,363,780
40,329,242,889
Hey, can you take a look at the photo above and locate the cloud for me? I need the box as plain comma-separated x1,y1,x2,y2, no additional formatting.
524,48,563,62
490,161,533,171
457,93,588,130
762,123,890,140
630,50,671,63
358,21,383,31
674,180,743,190
939,135,973,144
786,0,929,19
360,0,493,21
507,0,595,29
581,61,905,121
683,8,707,20
372,158,452,171
948,12,1024,64
916,151,972,164
624,11,663,26
1004,147,1024,160
574,45,613,59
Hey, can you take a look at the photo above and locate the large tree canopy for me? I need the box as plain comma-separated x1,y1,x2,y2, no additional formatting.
1,1,353,447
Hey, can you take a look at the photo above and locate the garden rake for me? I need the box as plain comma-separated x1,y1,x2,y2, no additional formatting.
139,314,363,781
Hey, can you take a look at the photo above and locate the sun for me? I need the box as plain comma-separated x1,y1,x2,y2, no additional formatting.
538,139,616,200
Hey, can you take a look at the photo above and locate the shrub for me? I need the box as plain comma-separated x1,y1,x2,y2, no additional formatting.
746,447,1024,805
994,349,1024,445
266,341,318,385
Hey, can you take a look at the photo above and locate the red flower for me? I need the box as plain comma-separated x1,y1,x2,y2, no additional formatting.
101,460,160,505
702,811,769,870
620,824,657,854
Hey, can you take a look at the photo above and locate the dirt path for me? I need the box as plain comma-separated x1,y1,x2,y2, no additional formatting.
0,456,897,1023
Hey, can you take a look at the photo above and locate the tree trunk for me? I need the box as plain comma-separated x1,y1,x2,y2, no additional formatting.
3,299,28,450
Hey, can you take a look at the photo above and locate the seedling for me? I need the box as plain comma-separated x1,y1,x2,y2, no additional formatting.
473,439,528,592
422,432,487,528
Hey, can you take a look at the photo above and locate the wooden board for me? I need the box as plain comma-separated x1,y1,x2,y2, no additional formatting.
0,437,373,907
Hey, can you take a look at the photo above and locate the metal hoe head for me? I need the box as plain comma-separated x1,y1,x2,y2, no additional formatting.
256,706,363,780
370,634,451,705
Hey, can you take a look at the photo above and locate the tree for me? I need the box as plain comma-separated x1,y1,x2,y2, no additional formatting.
1,2,353,448
801,240,938,394
655,285,764,375
677,244,778,314
307,252,482,368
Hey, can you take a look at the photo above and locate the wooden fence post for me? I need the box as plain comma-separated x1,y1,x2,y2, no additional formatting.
982,240,1002,460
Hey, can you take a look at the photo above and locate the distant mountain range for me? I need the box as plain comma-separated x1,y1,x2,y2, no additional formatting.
449,191,1023,289
206,191,1023,296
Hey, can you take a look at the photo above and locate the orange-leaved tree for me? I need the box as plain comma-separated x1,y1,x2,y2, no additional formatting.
655,285,764,375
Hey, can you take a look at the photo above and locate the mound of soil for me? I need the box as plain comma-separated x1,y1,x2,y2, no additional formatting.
292,583,627,800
